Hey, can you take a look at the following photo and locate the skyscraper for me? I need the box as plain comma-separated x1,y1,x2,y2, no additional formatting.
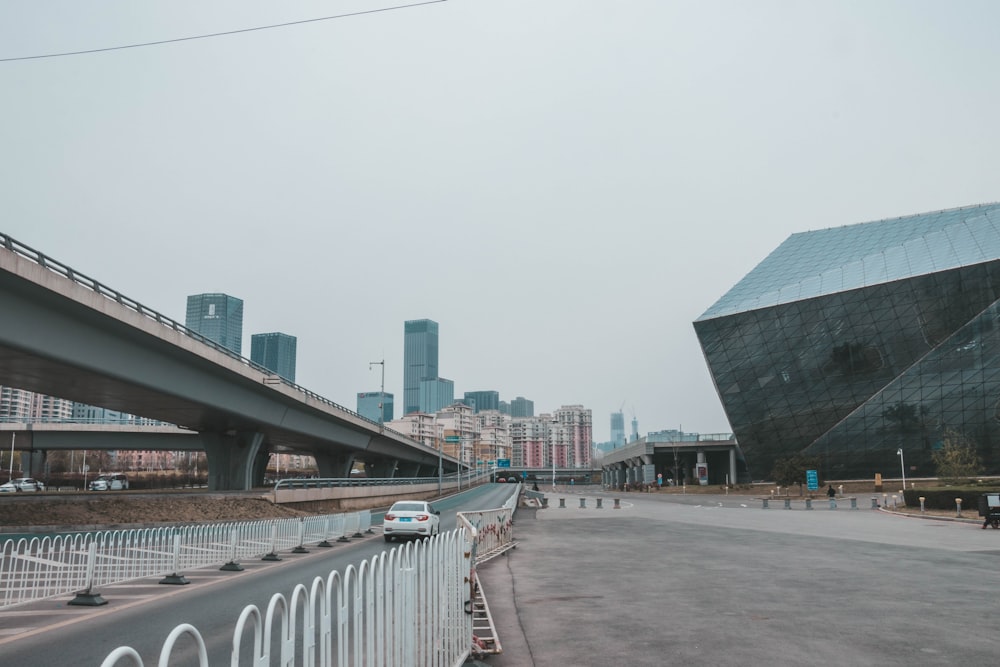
420,377,454,414
185,293,244,355
694,203,1000,479
403,319,439,415
464,390,500,413
510,396,534,418
610,411,625,447
250,332,297,382
357,391,394,424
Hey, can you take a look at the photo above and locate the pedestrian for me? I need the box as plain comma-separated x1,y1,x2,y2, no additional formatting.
827,484,836,498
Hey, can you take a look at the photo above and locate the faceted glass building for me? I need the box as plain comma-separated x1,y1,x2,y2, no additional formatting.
694,203,1000,481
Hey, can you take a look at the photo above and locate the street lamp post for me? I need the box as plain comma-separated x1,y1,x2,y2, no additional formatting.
552,442,557,490
438,435,443,496
897,448,906,491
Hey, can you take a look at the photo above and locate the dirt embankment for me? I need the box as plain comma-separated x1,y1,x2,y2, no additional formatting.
0,495,318,531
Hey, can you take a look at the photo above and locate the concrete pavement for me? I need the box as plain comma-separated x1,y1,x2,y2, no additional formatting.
475,489,1000,666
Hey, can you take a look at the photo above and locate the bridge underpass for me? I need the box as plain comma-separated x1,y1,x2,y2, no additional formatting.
0,234,459,490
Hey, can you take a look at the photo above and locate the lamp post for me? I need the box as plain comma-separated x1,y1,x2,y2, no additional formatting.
437,435,443,496
368,359,385,431
897,448,906,491
551,441,557,490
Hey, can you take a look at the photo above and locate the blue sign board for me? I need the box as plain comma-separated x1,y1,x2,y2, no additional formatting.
806,469,818,491
496,458,511,468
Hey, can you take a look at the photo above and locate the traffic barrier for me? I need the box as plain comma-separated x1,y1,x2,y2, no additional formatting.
579,498,586,508
784,498,791,509
805,498,813,510
596,498,603,509
762,498,769,509
559,498,566,508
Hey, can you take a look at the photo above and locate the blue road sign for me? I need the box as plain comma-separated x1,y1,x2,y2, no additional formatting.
496,458,511,468
806,469,818,491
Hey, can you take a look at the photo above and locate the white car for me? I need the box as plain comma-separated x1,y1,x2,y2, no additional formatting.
383,500,441,542
0,477,44,492
88,473,129,491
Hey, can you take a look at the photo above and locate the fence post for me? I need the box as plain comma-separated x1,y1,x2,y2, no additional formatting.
68,542,107,606
160,534,191,584
220,529,244,571
317,516,333,548
262,522,282,561
292,519,309,554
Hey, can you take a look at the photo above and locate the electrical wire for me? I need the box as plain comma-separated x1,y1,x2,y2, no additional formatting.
0,0,448,63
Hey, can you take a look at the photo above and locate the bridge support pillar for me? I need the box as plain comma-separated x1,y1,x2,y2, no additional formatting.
395,461,421,477
202,431,267,491
313,452,355,479
23,450,46,479
365,458,399,478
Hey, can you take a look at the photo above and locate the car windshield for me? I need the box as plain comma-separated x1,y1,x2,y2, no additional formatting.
391,503,426,512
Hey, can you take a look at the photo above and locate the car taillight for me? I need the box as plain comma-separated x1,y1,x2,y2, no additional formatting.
385,513,396,521
416,514,429,521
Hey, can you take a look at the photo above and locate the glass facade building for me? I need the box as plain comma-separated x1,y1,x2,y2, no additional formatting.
250,332,297,382
185,293,244,355
357,391,394,424
694,204,1000,481
403,319,439,415
464,390,500,413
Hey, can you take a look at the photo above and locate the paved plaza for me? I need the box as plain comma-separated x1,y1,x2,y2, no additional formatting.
476,490,1000,667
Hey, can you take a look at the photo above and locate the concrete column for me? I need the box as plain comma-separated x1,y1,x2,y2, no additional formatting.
202,431,267,491
313,452,354,479
23,450,47,479
365,459,399,478
729,447,737,485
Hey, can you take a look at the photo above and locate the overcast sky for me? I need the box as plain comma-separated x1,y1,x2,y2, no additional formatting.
3,1,999,443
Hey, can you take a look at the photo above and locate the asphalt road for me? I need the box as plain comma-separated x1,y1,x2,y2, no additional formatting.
477,490,1000,667
0,484,516,666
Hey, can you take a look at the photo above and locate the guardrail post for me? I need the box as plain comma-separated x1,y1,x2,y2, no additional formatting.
805,498,813,510
613,498,620,509
68,542,108,606
596,498,603,509
541,497,549,508
559,498,565,508
871,497,879,509
762,498,769,509
850,497,858,510
579,497,586,508
784,498,791,509
160,534,191,584
351,512,365,539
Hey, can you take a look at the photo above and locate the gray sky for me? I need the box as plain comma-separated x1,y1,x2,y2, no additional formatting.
3,1,999,443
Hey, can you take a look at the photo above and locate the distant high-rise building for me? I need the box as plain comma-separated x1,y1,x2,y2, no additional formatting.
403,319,439,415
631,414,639,442
610,411,625,447
464,390,500,414
420,377,454,414
499,401,510,415
185,293,244,355
250,332,297,382
357,391,394,424
510,396,534,418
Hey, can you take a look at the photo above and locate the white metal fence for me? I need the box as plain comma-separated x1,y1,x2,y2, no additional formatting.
0,510,371,608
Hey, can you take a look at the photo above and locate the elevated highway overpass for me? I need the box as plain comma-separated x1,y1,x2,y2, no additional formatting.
0,233,459,490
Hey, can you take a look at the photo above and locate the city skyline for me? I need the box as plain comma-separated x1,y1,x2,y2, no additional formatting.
5,2,998,444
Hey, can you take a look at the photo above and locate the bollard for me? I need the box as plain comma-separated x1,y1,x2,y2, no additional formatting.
613,498,621,509
784,498,791,510
559,498,566,508
829,498,837,510
850,497,858,510
542,497,549,508
919,496,926,514
579,497,587,508
890,495,897,510
883,493,888,508
956,498,962,517
838,484,844,498
762,498,769,509
805,498,813,510
596,498,603,509
871,497,879,509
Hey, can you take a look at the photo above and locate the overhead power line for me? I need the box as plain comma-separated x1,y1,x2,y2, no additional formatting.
0,0,448,63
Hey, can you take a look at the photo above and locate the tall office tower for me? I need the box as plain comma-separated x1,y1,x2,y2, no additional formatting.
403,319,439,414
357,391,394,424
420,377,454,414
610,411,625,447
464,390,500,414
250,332,297,382
510,396,534,418
499,401,510,415
185,293,244,355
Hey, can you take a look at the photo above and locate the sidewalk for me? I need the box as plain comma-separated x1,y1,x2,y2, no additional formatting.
474,491,1000,666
